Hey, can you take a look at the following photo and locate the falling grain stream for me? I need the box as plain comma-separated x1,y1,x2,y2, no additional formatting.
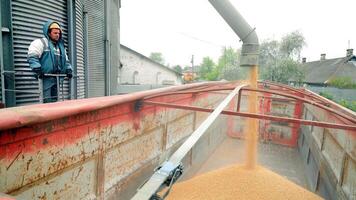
245,66,259,169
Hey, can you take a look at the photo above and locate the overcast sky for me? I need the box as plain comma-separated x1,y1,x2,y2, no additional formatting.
120,0,356,67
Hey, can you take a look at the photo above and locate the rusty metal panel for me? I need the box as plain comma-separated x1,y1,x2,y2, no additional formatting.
1,126,100,193
317,165,337,200
166,108,193,123
163,95,195,122
297,128,304,151
229,116,246,138
13,159,97,199
228,96,251,139
328,128,347,147
140,108,167,132
322,133,345,182
306,104,326,122
0,161,6,193
192,93,222,107
304,124,314,146
166,113,194,149
301,137,310,163
180,149,193,177
193,94,225,127
326,129,344,151
341,157,355,200
250,93,302,147
267,123,293,140
186,109,223,162
101,121,135,151
270,100,295,117
213,116,228,146
306,103,355,161
306,149,319,191
191,129,210,169
105,157,160,200
180,119,228,181
343,131,355,161
301,104,355,200
329,128,356,161
312,126,324,149
239,94,248,112
182,117,228,179
303,107,308,119
101,109,167,150
103,127,163,192
195,111,209,128
309,138,323,170
305,108,314,131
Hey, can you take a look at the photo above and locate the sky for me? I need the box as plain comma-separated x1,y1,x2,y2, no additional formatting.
120,0,356,67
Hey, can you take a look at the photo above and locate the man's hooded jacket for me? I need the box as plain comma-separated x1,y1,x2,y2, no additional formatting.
27,20,72,90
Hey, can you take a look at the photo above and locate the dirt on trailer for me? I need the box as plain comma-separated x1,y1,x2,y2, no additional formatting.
166,164,322,200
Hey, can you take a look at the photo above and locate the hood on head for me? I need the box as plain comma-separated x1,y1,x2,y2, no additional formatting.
42,20,62,40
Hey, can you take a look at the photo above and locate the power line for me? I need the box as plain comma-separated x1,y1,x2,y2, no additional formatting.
177,32,227,48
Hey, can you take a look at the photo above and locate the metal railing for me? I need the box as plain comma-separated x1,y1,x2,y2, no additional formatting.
2,71,79,104
38,73,68,103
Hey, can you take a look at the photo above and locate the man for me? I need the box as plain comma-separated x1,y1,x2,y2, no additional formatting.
27,20,72,103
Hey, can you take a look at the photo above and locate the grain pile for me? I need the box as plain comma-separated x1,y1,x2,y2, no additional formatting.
166,165,322,200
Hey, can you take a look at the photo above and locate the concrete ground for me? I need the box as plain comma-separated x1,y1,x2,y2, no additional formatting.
191,137,308,189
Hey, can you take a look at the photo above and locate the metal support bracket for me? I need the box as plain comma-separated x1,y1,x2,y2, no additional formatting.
161,162,184,187
135,161,184,200
134,99,143,112
149,161,184,200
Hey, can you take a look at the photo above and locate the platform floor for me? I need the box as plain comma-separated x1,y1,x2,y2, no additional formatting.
191,137,308,189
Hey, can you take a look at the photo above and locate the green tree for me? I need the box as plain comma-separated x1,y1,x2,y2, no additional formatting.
149,52,165,65
259,31,306,84
205,68,220,81
262,59,304,84
199,57,215,80
172,65,183,74
183,66,191,71
259,39,279,67
195,56,220,81
279,30,306,59
217,47,245,80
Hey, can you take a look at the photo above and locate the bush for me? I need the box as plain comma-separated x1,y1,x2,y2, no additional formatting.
328,77,356,89
319,92,356,111
339,100,356,112
319,92,333,100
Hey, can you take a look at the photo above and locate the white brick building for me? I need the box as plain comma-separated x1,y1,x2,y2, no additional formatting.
119,45,183,88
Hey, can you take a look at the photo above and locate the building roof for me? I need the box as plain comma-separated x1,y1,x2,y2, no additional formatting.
301,55,356,84
120,44,182,76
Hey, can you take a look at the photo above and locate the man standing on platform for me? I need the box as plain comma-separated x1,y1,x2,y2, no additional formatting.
28,20,72,103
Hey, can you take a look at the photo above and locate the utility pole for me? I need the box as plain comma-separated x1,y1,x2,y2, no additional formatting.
191,55,194,73
191,55,194,80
